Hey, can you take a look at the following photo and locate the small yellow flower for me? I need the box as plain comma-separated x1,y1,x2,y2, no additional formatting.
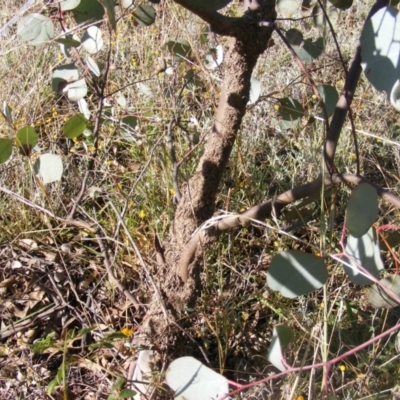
339,365,346,373
170,188,176,196
57,53,63,61
46,117,53,123
240,207,246,213
312,94,317,99
274,104,280,110
52,111,58,117
296,396,306,400
320,302,325,309
239,181,245,188
139,209,146,219
121,327,134,337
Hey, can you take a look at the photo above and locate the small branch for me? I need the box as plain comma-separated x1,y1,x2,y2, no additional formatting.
95,232,143,310
178,173,400,282
165,117,182,201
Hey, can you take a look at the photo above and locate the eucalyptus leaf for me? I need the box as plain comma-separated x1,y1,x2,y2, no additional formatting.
166,357,229,400
277,97,304,130
132,4,156,26
167,39,191,62
360,6,400,100
82,26,103,54
98,0,116,30
267,325,294,371
52,63,79,93
204,45,224,70
0,138,12,164
346,183,378,238
3,102,12,124
64,114,87,138
85,56,100,77
181,0,233,12
66,78,88,102
34,153,63,184
248,76,261,105
59,0,81,11
317,85,339,119
390,80,400,111
72,0,105,24
267,250,328,298
368,275,400,308
16,126,38,156
342,227,384,285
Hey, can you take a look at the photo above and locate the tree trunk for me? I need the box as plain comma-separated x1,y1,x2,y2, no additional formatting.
137,1,276,352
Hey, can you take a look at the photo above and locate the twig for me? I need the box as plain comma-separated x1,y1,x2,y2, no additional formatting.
178,173,400,282
95,232,143,310
165,117,182,201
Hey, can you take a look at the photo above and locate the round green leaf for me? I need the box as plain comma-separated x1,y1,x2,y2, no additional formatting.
267,250,328,298
72,0,105,24
64,114,87,138
166,357,229,400
361,6,400,99
0,138,13,163
52,64,79,93
181,0,233,12
342,227,384,285
132,5,156,26
267,324,294,371
17,13,46,42
60,0,81,11
16,126,38,147
277,97,304,129
66,78,88,102
29,19,55,46
82,26,103,54
368,275,400,308
277,0,300,17
317,84,339,119
286,28,303,46
56,37,81,47
167,39,191,62
346,183,378,238
34,153,63,184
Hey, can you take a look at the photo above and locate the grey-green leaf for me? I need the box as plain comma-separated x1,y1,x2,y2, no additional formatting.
368,275,400,308
3,102,13,124
267,250,328,298
72,0,105,24
0,138,12,163
277,97,304,130
98,0,116,30
360,6,400,100
317,84,339,119
17,14,54,46
132,5,156,26
34,154,63,184
342,227,384,285
346,183,378,238
64,114,87,138
82,26,104,54
181,0,233,12
267,324,294,371
52,64,79,93
248,76,261,105
60,0,81,11
167,39,191,62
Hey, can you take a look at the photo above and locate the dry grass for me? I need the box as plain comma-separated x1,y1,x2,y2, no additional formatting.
1,0,400,399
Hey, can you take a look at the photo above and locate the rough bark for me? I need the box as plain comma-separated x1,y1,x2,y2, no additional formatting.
136,1,276,351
